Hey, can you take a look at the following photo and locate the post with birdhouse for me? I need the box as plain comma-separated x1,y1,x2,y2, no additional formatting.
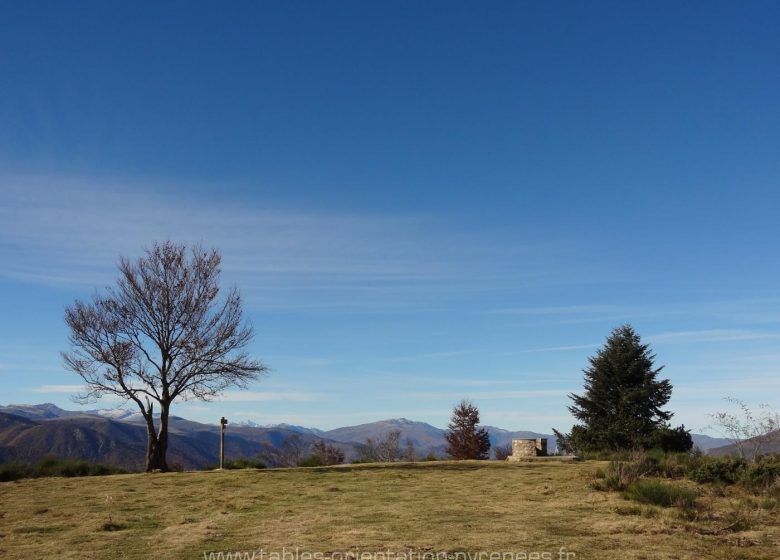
219,417,228,469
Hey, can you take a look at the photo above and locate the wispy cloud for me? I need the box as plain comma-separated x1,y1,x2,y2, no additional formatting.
420,378,522,387
514,343,598,354
649,329,780,343
30,384,86,394
215,391,325,402
490,305,620,316
745,353,780,362
673,377,780,397
0,175,437,287
389,350,473,362
487,304,635,326
404,389,572,400
0,174,582,311
25,387,325,401
489,299,780,327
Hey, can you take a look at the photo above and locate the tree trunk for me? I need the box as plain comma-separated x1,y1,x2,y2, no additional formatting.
142,401,170,472
155,403,170,472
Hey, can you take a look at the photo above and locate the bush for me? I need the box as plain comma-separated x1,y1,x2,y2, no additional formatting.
639,449,691,478
687,456,747,485
35,456,124,478
297,456,323,468
222,458,266,470
623,479,697,509
649,425,693,453
739,456,780,491
578,448,634,461
592,457,645,491
0,456,125,481
0,463,33,482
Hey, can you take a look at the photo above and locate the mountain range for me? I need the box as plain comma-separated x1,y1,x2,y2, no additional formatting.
0,403,734,470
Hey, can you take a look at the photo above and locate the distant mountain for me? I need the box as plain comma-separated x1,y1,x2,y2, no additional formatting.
0,403,730,469
324,418,447,452
0,412,151,470
691,433,733,452
0,409,325,470
0,411,39,462
707,430,780,457
1,403,79,421
322,418,558,454
242,421,325,436
0,403,144,423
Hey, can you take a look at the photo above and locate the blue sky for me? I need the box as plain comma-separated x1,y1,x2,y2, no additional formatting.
1,1,779,433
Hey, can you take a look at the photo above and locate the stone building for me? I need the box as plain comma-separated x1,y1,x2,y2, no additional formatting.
506,437,547,461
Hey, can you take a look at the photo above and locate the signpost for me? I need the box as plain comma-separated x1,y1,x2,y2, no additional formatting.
219,417,228,470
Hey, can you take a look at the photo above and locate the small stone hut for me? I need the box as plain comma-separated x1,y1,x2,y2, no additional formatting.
506,438,547,461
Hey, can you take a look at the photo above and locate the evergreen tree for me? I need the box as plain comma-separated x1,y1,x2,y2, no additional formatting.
554,324,690,453
445,400,491,460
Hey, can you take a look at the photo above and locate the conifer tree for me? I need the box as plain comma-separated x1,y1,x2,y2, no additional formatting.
445,400,491,459
554,324,690,453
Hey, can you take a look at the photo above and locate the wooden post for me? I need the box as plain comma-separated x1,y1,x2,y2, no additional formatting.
219,417,228,469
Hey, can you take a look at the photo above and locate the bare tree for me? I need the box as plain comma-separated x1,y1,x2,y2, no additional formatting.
402,437,417,462
63,241,267,472
356,438,380,463
259,434,307,467
378,429,402,462
709,397,780,460
493,443,512,461
309,440,345,466
356,430,403,463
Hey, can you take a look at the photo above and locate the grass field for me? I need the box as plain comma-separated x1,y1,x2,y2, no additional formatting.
1,461,778,560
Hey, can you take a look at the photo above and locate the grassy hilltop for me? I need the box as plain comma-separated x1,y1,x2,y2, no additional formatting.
1,461,778,560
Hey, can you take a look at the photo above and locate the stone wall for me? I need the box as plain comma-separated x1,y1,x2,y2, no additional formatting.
507,438,548,461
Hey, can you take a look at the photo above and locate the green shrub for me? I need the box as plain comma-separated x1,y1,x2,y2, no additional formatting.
297,456,323,468
53,460,91,477
579,449,632,461
0,462,33,482
623,479,697,509
36,456,124,477
648,425,693,453
739,457,780,491
640,449,691,478
0,456,125,481
593,458,645,491
222,458,266,469
687,456,746,485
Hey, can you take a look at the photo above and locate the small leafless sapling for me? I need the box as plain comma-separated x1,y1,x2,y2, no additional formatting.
708,397,780,460
493,443,513,461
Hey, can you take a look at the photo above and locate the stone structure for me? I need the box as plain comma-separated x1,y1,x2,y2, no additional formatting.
506,438,547,461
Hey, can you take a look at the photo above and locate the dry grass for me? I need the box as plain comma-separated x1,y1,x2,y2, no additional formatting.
0,461,778,559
